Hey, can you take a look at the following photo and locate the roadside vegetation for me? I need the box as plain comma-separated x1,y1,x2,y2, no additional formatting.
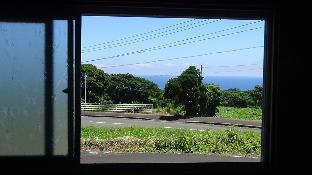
81,126,261,157
216,106,262,120
81,64,263,120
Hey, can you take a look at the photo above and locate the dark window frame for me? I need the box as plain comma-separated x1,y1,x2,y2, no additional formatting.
75,9,275,174
0,1,281,174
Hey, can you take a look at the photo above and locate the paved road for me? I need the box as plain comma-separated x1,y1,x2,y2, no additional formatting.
81,115,261,132
82,111,262,128
81,150,260,163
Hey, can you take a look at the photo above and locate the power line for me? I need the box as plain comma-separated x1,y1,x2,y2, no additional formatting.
171,63,261,76
202,63,259,69
82,24,263,63
82,19,208,51
82,20,261,54
209,67,262,74
82,19,196,49
96,46,264,69
81,19,221,53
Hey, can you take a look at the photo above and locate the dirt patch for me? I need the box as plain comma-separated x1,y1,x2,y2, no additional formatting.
81,136,154,153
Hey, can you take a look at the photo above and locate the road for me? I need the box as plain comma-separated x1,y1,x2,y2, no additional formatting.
81,151,260,163
81,115,261,132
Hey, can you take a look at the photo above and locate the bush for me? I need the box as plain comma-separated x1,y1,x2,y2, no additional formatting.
198,84,221,116
220,89,251,108
148,92,167,108
165,102,186,116
248,85,263,107
220,86,263,108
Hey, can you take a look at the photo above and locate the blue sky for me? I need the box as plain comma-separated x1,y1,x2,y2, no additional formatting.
81,16,265,77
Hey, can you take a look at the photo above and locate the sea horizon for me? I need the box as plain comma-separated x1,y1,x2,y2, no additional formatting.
137,75,263,91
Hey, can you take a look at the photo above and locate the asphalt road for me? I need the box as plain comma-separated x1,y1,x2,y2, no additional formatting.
81,115,261,132
81,150,260,163
82,111,262,128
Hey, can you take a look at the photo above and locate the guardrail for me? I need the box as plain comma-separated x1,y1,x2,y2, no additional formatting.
81,103,153,113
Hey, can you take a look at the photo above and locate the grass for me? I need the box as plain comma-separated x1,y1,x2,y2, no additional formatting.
216,106,262,120
81,126,261,156
153,106,262,120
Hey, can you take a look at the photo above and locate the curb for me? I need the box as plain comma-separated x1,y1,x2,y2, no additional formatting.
83,114,262,129
185,120,262,129
85,114,154,121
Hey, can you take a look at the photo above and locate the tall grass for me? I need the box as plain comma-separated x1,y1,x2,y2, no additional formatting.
216,106,262,120
81,126,261,156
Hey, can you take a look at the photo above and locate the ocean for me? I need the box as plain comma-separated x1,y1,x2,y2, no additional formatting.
139,75,263,91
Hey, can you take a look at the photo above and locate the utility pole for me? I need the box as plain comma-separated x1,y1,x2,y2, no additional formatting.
84,74,87,103
200,65,203,76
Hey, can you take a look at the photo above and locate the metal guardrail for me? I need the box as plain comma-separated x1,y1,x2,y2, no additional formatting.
81,103,153,113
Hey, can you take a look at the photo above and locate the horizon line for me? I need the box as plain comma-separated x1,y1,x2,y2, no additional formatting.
134,74,263,78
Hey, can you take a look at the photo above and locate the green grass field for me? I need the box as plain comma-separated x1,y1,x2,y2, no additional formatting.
81,126,261,156
216,106,262,120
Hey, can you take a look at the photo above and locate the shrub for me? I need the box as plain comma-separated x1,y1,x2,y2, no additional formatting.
165,102,186,116
248,85,263,107
220,88,250,108
220,86,263,108
198,84,221,116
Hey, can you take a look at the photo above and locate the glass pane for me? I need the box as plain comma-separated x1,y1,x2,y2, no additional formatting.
0,22,45,155
53,20,68,155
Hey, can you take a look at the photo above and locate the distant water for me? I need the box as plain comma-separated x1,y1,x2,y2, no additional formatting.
139,75,263,90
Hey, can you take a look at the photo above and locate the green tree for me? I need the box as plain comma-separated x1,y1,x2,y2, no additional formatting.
164,66,202,116
81,64,162,104
81,64,111,103
107,74,161,104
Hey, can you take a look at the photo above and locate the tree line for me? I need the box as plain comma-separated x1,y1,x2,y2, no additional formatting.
81,64,262,117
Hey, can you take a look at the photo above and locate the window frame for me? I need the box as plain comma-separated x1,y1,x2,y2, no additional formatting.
76,6,276,174
0,1,279,174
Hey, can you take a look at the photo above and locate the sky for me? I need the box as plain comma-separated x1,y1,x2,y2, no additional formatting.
81,16,265,77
